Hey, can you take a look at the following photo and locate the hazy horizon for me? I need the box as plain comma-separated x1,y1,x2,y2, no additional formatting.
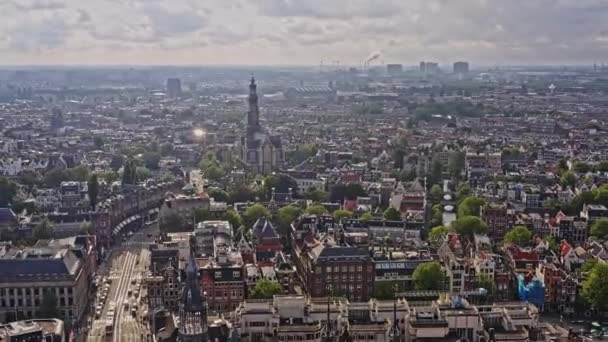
1,0,608,66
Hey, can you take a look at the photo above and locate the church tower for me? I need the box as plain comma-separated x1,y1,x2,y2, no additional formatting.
177,254,208,342
247,77,260,134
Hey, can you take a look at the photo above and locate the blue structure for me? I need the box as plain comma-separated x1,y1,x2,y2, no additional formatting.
517,274,545,309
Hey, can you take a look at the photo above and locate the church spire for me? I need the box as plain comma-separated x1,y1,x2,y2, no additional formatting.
248,76,260,131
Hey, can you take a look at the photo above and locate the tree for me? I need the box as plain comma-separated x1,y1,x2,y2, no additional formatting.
504,226,532,246
251,279,282,299
573,162,591,174
456,183,471,202
110,154,125,171
93,136,104,149
450,216,488,238
43,169,67,188
160,212,187,233
122,159,137,185
0,177,17,207
448,151,465,179
136,167,152,181
560,171,577,189
244,204,270,226
194,208,214,224
278,205,302,227
430,159,443,185
305,204,328,216
457,196,485,217
334,210,353,222
33,219,54,240
413,262,445,290
38,290,60,318
208,189,229,203
87,174,99,210
65,165,89,182
475,273,496,297
223,210,243,231
581,259,598,275
429,184,443,204
429,226,449,246
595,161,608,173
590,219,608,239
344,183,367,200
200,154,225,181
160,143,174,156
431,204,443,227
228,185,256,203
143,152,161,170
383,207,401,221
582,262,608,310
374,281,405,300
360,212,373,222
304,187,328,202
263,174,298,200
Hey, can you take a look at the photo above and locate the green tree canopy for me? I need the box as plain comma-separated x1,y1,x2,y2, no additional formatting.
582,262,608,310
33,219,54,240
359,212,373,222
429,184,443,204
450,216,488,238
457,196,485,217
504,226,533,246
475,273,496,297
448,151,465,179
304,187,328,202
143,151,161,170
93,136,104,149
194,208,215,224
208,188,229,203
223,209,243,231
413,261,445,290
135,167,152,181
244,204,270,226
383,207,401,221
278,205,302,227
305,204,328,216
0,177,17,207
199,154,225,181
251,279,282,299
43,169,67,188
333,209,353,222
431,204,443,227
110,154,125,171
228,185,256,203
374,281,405,300
160,212,187,233
573,162,591,174
560,171,577,189
122,159,137,185
429,226,449,246
263,174,298,200
590,219,608,239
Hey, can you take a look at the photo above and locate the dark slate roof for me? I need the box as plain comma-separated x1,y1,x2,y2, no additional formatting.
317,246,369,260
181,254,204,312
0,208,16,225
252,217,279,240
0,249,80,277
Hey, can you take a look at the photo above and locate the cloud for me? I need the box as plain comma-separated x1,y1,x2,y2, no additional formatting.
0,0,607,64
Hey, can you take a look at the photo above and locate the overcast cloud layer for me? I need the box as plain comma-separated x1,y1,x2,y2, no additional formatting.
1,0,608,65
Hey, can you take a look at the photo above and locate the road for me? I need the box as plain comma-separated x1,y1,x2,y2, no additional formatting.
86,224,156,342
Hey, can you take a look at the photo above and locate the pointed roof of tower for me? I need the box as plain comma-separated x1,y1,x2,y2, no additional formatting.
181,252,204,311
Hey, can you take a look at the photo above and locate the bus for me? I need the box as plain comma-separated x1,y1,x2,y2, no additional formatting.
105,319,113,335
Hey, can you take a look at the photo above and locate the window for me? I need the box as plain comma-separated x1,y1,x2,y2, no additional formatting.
326,266,332,273
215,271,222,279
233,271,241,278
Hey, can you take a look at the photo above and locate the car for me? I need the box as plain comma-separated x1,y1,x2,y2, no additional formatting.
147,233,153,237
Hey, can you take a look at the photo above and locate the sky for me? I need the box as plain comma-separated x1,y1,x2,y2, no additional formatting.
1,0,608,66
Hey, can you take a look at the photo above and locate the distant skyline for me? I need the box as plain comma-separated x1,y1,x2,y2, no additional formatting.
1,0,608,66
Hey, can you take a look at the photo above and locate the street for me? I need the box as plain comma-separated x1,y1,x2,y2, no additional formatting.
86,223,158,342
